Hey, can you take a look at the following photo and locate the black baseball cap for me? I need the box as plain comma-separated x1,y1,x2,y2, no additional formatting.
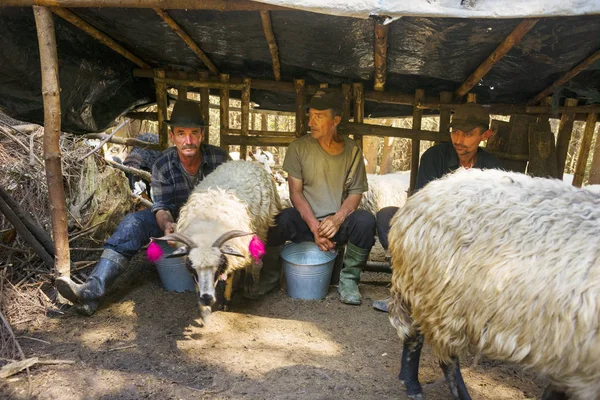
308,88,343,112
450,103,490,132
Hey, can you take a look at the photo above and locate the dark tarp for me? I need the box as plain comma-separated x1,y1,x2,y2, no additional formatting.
0,7,599,134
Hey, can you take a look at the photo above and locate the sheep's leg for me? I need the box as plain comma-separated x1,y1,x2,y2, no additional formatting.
541,385,568,400
223,273,234,312
440,356,471,400
399,333,424,399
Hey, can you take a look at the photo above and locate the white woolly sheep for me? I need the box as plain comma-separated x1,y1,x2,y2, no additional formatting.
155,160,281,321
388,168,600,400
359,171,410,214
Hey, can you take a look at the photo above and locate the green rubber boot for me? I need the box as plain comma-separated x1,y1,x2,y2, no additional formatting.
244,245,282,299
338,243,370,305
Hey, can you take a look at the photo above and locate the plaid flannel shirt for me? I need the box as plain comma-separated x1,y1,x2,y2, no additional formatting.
150,145,230,219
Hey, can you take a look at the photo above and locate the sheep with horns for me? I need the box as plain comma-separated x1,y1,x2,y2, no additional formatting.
388,168,600,400
150,160,281,321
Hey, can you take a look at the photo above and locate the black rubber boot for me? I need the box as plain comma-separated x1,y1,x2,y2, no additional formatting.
440,356,471,400
399,334,425,400
55,249,127,316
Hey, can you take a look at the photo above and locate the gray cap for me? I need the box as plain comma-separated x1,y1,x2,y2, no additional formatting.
450,103,490,132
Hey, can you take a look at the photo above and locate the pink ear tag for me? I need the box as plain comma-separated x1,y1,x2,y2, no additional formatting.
249,235,266,260
147,241,163,262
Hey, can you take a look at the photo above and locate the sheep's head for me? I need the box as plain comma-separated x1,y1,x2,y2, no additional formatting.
152,230,251,322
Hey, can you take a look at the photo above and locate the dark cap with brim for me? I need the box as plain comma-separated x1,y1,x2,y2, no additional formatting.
308,88,343,112
450,103,490,132
165,100,209,128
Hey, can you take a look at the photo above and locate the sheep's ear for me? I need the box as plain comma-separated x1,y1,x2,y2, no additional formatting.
220,245,244,258
166,246,189,258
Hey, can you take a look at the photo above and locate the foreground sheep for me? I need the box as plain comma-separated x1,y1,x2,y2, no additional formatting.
388,168,600,400
153,160,281,320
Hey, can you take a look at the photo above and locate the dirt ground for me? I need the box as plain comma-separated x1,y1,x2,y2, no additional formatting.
2,243,548,400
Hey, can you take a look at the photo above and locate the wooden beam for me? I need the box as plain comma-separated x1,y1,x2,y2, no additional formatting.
338,122,445,142
353,82,364,148
199,71,210,144
220,134,294,147
294,79,306,137
154,77,244,90
373,21,389,91
556,98,578,179
409,89,425,193
6,0,289,10
154,8,219,74
455,18,539,98
260,11,281,82
228,129,294,137
240,78,251,160
50,7,150,68
529,48,600,105
33,5,71,278
155,69,169,149
177,71,187,100
572,112,598,187
219,74,230,151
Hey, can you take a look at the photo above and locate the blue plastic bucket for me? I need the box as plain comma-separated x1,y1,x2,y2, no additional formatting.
153,241,196,292
281,242,337,300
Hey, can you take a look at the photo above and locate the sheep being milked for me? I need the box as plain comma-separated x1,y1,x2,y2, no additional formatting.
388,168,600,400
150,160,281,322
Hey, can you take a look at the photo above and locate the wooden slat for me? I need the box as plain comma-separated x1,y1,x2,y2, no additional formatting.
219,74,230,151
294,79,306,137
240,78,251,160
373,21,389,91
530,48,600,105
220,134,294,147
556,98,578,179
51,7,150,68
409,89,424,193
33,5,71,278
154,8,218,74
155,69,169,149
199,71,210,144
154,77,244,90
260,11,281,82
7,0,289,10
352,82,364,148
455,18,539,98
573,113,598,187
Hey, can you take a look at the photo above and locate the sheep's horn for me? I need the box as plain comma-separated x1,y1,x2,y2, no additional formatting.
211,230,253,248
152,233,197,249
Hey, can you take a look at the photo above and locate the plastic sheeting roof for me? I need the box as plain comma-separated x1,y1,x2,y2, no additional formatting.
0,5,599,133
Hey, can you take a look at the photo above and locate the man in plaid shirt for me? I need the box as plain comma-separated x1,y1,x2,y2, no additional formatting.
56,100,230,315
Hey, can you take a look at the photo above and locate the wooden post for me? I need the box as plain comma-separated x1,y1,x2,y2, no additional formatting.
352,83,364,148
438,91,453,143
33,5,71,279
260,11,281,82
240,78,251,160
177,71,187,100
219,74,230,151
373,21,389,91
155,69,169,149
341,84,352,122
200,71,210,144
587,122,600,185
466,93,477,103
556,98,578,179
409,89,425,193
573,113,598,187
455,18,539,98
294,79,306,137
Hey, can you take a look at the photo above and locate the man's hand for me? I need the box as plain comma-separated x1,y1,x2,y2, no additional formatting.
318,215,342,239
164,222,177,235
314,234,336,252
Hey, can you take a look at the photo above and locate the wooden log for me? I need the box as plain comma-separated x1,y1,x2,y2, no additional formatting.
105,158,152,182
528,119,558,178
34,5,71,277
83,133,162,151
219,74,230,151
260,11,281,82
437,91,453,144
154,8,218,74
373,21,389,91
7,0,290,10
155,69,169,149
0,195,54,269
0,185,55,257
240,78,251,160
573,113,598,187
50,7,150,68
200,71,210,144
154,77,244,90
341,84,352,122
455,18,539,98
177,71,187,100
529,48,600,105
294,79,306,137
409,89,424,194
556,98,578,179
220,134,294,147
352,82,364,148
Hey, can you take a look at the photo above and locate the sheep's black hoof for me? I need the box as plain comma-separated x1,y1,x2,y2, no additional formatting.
400,378,423,399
